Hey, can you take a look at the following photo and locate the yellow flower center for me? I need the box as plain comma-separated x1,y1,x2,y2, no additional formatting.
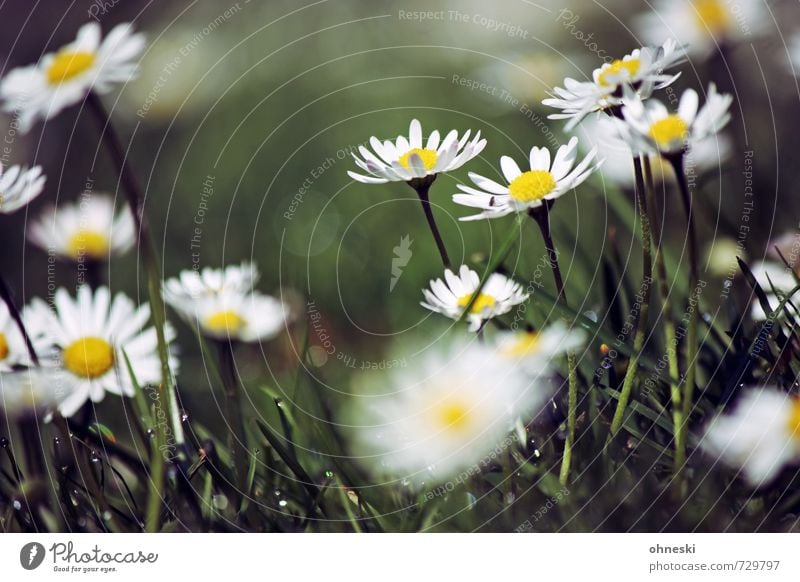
648,115,689,149
435,400,472,433
46,50,96,85
63,336,115,378
398,148,438,171
597,58,641,87
508,170,557,203
67,230,110,260
502,332,541,358
457,292,497,315
694,0,730,34
0,333,8,360
205,310,246,334
787,398,800,439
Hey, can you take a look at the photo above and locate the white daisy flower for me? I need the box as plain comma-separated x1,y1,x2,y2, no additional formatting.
620,84,733,156
352,339,550,483
421,265,528,332
496,321,587,374
0,302,34,372
748,260,797,321
0,164,46,214
701,388,800,486
0,22,146,133
162,262,259,303
347,118,487,184
28,193,135,262
635,0,769,59
0,368,72,419
542,39,685,130
578,115,731,187
164,265,290,342
452,137,600,221
23,286,177,417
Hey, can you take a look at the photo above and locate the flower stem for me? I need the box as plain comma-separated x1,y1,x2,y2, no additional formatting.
642,158,685,473
216,339,249,497
86,92,178,532
0,273,39,365
668,154,700,425
610,156,652,437
410,177,451,268
528,204,576,485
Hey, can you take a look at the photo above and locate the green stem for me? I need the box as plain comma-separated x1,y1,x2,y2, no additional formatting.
457,212,524,323
528,204,576,485
610,156,652,436
642,158,685,472
216,340,249,497
86,93,178,532
668,155,700,423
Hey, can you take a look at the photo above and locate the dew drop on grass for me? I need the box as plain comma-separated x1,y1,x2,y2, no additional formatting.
278,499,288,507
12,500,21,510
146,428,155,439
181,412,189,423
212,494,228,510
102,510,112,521
0,437,8,448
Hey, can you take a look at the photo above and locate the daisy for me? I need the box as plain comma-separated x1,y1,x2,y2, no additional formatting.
701,388,800,486
542,39,684,131
578,115,731,188
452,137,600,220
352,339,550,483
164,265,290,342
28,193,135,262
0,368,71,419
0,302,34,372
0,164,46,214
0,22,146,132
748,260,797,321
347,118,486,185
635,0,769,59
496,321,587,374
23,286,177,417
421,265,528,332
619,84,733,157
162,261,260,303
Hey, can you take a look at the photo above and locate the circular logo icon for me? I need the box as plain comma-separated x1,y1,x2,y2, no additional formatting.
20,542,45,570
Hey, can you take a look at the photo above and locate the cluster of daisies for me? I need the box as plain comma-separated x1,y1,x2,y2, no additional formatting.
0,23,290,422
345,9,800,488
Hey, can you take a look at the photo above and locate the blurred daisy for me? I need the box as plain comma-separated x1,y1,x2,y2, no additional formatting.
542,39,684,130
635,0,769,59
496,321,586,374
164,266,290,342
162,262,259,303
353,339,550,483
28,193,135,262
701,388,800,486
24,286,176,417
347,119,486,184
789,35,800,76
452,137,599,220
620,84,733,156
578,115,731,187
0,368,71,419
0,164,46,214
421,265,528,332
0,302,34,372
748,260,797,321
0,22,145,132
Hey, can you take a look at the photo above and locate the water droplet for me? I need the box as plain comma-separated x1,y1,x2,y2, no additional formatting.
146,429,156,439
12,500,21,510
102,510,112,521
278,499,288,507
181,412,190,423
505,492,516,505
90,451,100,463
276,399,284,408
273,489,282,497
324,470,334,478
53,436,61,446
0,437,8,448
401,478,411,487
466,492,477,509
212,494,228,510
